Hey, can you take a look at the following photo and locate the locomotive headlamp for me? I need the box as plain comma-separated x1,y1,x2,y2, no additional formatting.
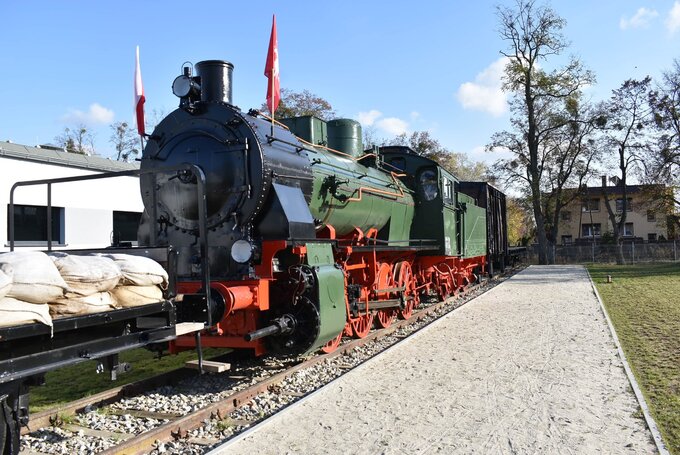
172,75,194,98
231,239,253,263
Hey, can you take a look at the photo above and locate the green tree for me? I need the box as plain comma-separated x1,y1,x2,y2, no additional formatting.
261,88,335,120
493,0,594,264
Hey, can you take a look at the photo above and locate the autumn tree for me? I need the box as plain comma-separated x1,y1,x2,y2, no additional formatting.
261,88,336,120
109,121,140,161
55,124,95,155
506,196,534,245
493,0,594,264
597,77,653,263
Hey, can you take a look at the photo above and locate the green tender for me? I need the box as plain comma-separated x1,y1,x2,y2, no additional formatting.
459,192,487,258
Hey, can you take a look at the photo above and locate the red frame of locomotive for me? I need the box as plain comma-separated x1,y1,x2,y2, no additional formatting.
171,224,485,356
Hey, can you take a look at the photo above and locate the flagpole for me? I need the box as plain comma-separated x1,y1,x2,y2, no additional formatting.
270,74,275,137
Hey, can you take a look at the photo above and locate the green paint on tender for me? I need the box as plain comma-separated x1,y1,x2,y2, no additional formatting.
459,193,487,258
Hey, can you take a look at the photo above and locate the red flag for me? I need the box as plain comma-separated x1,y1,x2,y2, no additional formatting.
264,15,280,115
134,45,146,136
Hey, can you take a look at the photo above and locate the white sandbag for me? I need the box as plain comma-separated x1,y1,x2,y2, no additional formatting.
99,254,168,289
50,253,121,296
0,297,52,328
49,291,117,317
0,263,12,300
112,285,163,308
0,251,68,303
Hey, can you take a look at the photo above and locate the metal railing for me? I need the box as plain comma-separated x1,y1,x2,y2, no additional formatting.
8,163,215,327
524,241,679,264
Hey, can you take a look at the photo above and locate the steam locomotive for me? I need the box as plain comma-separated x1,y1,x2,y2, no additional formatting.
0,59,512,454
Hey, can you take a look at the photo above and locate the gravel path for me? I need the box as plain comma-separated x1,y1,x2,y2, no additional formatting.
215,265,656,455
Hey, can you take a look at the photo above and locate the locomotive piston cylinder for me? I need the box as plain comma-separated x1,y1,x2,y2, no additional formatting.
209,283,254,315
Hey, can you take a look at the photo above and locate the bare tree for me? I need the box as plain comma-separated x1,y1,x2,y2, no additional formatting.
362,125,383,149
145,108,169,134
597,77,653,263
109,121,140,161
542,98,601,258
491,95,600,261
647,60,680,210
493,0,595,264
54,124,95,155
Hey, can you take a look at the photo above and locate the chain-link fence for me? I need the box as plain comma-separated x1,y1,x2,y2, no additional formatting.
525,241,680,264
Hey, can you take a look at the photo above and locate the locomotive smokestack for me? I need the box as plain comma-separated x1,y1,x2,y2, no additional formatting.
195,60,234,104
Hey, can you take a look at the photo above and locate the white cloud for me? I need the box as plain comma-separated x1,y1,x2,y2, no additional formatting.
410,111,421,121
357,109,382,126
376,117,409,136
62,103,115,125
666,1,680,34
463,145,512,165
620,7,659,30
469,145,488,159
456,58,508,117
356,109,409,136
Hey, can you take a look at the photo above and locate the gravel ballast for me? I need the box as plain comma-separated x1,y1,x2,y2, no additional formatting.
214,265,656,454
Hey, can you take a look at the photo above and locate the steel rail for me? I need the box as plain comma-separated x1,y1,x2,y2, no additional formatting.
22,363,204,435
97,270,516,455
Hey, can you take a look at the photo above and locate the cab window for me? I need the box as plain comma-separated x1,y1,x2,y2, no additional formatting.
419,169,438,201
442,178,454,204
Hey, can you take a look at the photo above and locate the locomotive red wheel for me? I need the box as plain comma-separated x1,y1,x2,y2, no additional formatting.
350,313,374,338
343,322,353,337
395,261,418,320
372,262,395,328
399,300,415,319
375,308,396,328
321,332,343,353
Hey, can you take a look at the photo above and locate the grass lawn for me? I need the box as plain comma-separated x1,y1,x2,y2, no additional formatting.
589,262,680,454
31,347,229,412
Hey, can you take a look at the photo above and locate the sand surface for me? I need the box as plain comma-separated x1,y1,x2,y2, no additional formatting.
217,265,655,454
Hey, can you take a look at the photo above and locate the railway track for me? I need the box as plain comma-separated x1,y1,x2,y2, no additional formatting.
20,268,519,455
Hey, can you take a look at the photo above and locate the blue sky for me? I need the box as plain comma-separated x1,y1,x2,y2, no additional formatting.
1,1,679,164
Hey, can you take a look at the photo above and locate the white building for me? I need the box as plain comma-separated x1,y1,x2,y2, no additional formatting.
0,141,143,252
